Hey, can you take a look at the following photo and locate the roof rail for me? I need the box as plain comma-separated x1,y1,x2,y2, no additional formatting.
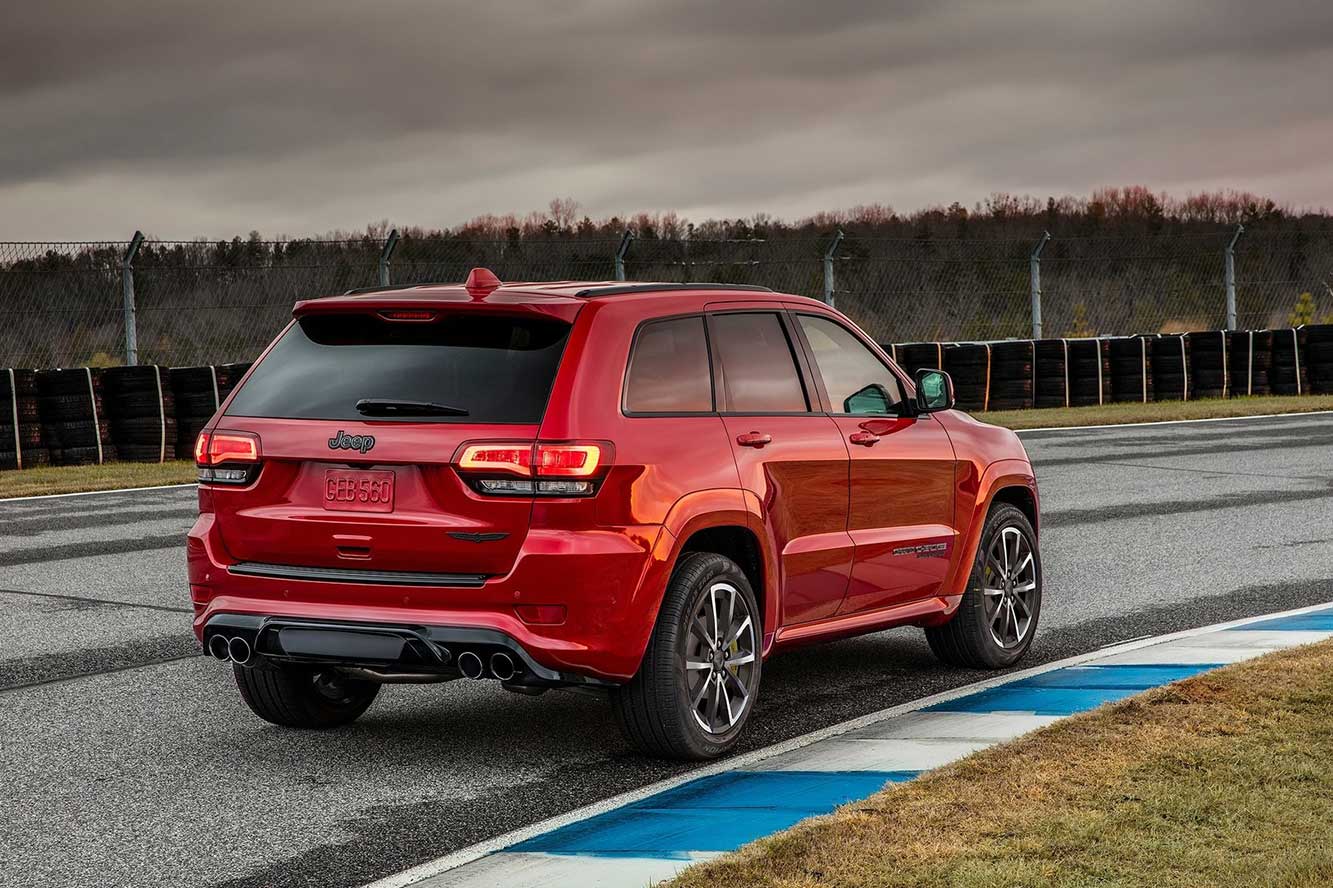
574,283,773,298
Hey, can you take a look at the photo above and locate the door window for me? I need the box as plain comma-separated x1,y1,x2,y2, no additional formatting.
711,313,809,413
796,314,904,415
624,316,713,413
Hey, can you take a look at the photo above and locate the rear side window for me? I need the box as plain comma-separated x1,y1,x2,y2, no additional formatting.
226,313,569,423
625,316,713,413
710,312,809,413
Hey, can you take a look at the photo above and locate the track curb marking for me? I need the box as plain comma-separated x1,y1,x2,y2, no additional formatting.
363,599,1333,888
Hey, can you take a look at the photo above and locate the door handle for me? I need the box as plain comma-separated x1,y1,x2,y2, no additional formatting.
736,431,772,448
849,431,880,446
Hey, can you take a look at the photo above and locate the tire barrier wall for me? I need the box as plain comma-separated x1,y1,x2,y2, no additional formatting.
1,362,250,471
886,323,1330,414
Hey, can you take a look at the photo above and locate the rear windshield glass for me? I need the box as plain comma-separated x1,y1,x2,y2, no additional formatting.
225,312,570,423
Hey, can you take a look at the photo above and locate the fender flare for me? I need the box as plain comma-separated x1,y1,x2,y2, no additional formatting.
942,458,1039,604
635,488,778,651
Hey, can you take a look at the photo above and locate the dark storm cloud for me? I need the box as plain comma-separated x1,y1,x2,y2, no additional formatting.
3,0,1332,238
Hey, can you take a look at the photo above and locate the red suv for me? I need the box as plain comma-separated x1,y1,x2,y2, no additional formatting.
187,270,1040,759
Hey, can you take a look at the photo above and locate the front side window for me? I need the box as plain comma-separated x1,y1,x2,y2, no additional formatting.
710,312,809,413
797,314,904,415
624,316,713,413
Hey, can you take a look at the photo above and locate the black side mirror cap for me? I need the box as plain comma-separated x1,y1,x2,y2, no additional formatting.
914,368,955,414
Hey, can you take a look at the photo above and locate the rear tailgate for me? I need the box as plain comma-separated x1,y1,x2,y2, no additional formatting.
204,303,577,580
208,417,537,577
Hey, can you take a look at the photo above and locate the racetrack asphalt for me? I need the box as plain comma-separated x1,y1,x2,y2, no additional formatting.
1,412,1330,888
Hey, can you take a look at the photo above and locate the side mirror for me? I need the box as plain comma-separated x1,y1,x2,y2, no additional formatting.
914,368,955,413
842,383,893,415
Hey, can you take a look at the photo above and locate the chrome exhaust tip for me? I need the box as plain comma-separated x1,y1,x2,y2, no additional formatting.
207,635,231,661
457,651,484,680
489,652,517,682
227,636,253,666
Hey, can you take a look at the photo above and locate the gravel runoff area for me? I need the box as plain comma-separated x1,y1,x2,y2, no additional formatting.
0,412,1329,888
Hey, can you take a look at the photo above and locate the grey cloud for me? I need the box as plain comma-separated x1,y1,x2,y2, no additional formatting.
2,0,1332,239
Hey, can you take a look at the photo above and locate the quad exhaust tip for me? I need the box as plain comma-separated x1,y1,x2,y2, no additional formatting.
207,635,231,661
227,636,253,666
489,652,517,682
457,650,484,680
207,634,253,665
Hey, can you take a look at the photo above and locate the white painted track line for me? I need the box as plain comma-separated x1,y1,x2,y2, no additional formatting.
0,481,195,502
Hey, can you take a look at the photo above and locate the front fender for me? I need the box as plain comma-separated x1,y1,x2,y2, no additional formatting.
939,458,1039,607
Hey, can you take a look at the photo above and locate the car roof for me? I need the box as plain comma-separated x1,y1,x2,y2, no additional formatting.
294,271,826,317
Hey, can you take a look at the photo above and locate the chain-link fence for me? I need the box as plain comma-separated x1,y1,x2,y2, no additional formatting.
3,228,1331,368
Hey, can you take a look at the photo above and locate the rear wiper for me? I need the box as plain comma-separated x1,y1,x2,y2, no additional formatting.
355,398,470,417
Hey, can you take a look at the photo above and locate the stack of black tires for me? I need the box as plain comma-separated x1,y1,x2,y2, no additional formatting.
171,366,222,459
1269,328,1308,395
102,366,176,462
943,344,991,412
1109,335,1152,403
1306,324,1333,395
896,343,947,378
1228,330,1272,397
36,368,116,465
1034,340,1069,408
1067,339,1111,406
987,341,1034,411
1186,332,1229,399
1151,334,1190,401
1,369,47,469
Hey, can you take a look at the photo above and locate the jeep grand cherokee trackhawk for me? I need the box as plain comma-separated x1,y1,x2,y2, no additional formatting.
187,268,1041,760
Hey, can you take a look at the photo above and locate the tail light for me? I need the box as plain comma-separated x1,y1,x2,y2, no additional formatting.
455,441,611,497
195,430,262,485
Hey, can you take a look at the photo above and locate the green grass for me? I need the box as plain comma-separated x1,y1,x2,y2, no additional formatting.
668,639,1333,888
978,394,1333,430
0,460,196,499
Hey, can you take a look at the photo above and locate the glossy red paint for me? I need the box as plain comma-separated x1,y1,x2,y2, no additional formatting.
188,278,1037,682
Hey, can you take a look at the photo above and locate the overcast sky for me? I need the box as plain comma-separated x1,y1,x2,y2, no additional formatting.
5,0,1332,240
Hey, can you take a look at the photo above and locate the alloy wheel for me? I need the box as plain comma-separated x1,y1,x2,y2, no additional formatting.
684,581,758,734
982,525,1038,649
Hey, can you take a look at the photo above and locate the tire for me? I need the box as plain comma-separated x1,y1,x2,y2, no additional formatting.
233,662,379,729
925,502,1041,669
610,551,762,760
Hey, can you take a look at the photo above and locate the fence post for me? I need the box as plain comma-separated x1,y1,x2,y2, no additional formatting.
823,229,844,308
1224,223,1244,330
121,230,145,366
614,229,633,281
1029,231,1051,339
378,228,400,287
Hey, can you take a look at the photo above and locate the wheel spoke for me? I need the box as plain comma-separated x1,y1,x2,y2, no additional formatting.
1012,594,1032,620
990,603,1006,629
686,659,712,671
709,588,721,649
983,587,1006,597
720,675,737,726
690,675,711,709
1001,532,1012,574
1014,551,1034,578
1014,581,1037,593
708,675,723,729
727,651,755,667
691,615,712,651
725,614,752,648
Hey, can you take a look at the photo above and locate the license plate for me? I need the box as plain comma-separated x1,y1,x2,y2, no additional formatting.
323,469,395,513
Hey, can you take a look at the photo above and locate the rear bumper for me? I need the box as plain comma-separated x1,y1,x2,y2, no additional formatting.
187,513,672,682
201,613,611,688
